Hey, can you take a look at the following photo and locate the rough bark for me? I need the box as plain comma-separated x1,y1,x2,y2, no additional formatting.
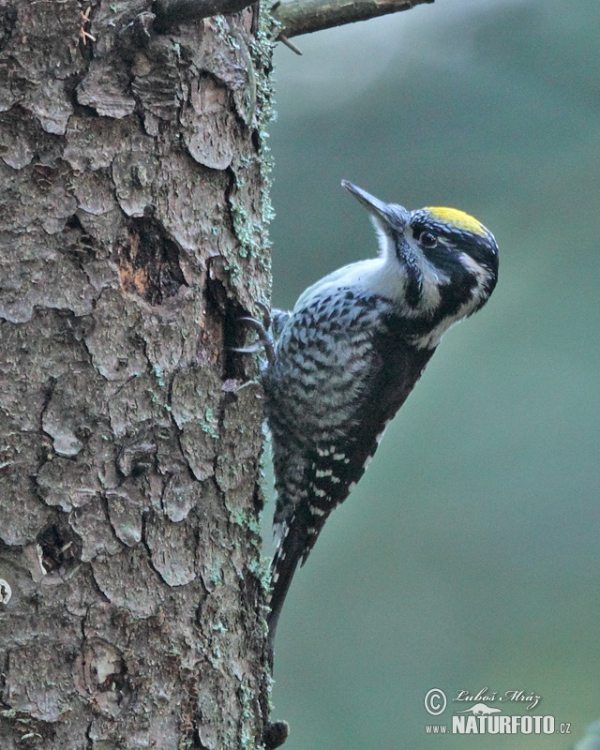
0,1,274,748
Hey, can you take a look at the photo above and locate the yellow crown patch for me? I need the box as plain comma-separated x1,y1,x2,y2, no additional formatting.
424,207,488,237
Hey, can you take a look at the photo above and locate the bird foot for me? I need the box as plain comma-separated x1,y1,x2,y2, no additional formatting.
236,313,275,366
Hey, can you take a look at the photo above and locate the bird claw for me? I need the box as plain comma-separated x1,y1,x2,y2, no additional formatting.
235,313,275,366
230,344,262,355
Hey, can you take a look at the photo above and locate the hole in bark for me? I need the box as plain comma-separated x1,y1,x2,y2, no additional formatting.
62,214,97,265
36,521,80,574
116,217,187,305
205,267,228,317
205,267,247,380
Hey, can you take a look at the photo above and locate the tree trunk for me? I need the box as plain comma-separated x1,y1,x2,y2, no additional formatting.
0,1,273,748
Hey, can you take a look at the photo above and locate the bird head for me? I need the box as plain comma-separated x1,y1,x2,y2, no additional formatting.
342,180,499,347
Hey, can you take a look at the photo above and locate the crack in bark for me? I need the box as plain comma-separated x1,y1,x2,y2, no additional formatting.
39,376,58,450
139,509,166,584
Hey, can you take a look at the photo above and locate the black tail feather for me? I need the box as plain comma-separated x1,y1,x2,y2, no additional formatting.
267,521,310,657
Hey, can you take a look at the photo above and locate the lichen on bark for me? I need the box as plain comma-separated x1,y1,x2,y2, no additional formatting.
0,1,275,747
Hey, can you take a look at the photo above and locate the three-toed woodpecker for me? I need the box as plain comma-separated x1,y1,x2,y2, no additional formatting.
262,181,499,647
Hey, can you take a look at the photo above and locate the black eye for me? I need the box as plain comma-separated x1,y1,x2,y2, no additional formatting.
419,231,438,249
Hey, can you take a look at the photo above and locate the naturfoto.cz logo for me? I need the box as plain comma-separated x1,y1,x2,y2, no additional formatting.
424,688,571,737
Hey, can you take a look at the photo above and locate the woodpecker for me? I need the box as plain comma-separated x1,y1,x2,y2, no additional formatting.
261,181,499,649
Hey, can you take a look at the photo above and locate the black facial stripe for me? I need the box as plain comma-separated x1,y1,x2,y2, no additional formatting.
437,274,477,312
420,243,478,284
415,235,498,297
394,236,422,307
381,287,466,340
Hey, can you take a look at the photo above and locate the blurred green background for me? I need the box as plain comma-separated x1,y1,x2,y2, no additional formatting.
262,0,600,747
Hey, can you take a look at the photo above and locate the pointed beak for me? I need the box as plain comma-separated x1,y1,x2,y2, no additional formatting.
341,180,408,232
